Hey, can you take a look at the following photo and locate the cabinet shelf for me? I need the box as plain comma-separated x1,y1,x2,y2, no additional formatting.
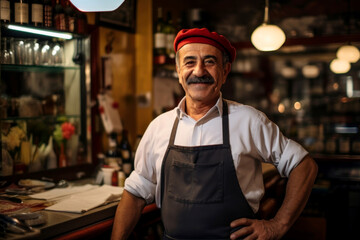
1,64,80,72
232,33,360,50
1,114,80,122
1,23,85,40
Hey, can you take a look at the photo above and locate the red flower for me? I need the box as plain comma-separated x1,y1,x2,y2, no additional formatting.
61,122,75,140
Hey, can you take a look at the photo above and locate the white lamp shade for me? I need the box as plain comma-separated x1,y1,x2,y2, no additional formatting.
330,58,351,74
70,0,124,12
251,24,286,51
336,45,360,63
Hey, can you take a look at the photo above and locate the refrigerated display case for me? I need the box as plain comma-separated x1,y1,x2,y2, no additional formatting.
0,23,92,179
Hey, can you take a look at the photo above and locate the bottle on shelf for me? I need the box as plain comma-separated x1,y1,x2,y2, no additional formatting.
176,11,187,32
54,0,66,31
14,0,29,25
30,0,43,26
105,132,123,171
119,129,133,177
117,170,126,187
64,0,75,32
43,0,53,28
0,0,11,23
164,11,176,61
154,7,166,65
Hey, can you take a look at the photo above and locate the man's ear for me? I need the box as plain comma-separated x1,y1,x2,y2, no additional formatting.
176,65,181,84
223,62,231,83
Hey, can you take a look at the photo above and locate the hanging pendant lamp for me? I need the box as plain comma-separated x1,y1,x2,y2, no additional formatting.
336,44,360,63
251,0,286,51
330,0,359,73
70,0,124,12
330,58,351,74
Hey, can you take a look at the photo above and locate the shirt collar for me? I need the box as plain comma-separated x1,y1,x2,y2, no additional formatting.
176,93,224,120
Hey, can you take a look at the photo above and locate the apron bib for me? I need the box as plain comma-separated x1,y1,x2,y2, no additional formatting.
161,101,255,239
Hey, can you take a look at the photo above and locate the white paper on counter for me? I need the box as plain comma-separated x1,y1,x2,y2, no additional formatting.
29,184,98,201
44,185,124,213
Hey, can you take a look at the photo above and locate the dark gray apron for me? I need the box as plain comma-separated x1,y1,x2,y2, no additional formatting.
160,101,255,240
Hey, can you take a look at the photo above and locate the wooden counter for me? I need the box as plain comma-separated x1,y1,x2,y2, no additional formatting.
4,202,160,240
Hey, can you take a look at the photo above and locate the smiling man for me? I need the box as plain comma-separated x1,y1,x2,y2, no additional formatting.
111,28,318,240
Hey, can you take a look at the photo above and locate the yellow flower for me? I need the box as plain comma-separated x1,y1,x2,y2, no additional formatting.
2,126,26,151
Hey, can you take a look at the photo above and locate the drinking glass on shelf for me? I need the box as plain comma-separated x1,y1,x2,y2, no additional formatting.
14,39,25,65
33,39,41,65
1,37,15,64
8,38,15,64
51,42,64,65
24,39,34,65
40,41,51,65
1,38,10,64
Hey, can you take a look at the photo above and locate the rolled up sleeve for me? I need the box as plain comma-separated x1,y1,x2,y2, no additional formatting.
123,120,160,205
124,171,156,204
277,139,308,177
254,111,308,178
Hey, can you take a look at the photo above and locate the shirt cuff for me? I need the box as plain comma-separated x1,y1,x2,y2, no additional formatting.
277,139,308,177
124,171,156,205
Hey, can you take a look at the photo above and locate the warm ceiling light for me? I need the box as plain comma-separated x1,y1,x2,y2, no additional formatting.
251,0,286,51
281,62,297,79
302,64,320,78
278,103,285,113
336,44,360,63
70,0,124,12
330,58,351,74
294,101,302,110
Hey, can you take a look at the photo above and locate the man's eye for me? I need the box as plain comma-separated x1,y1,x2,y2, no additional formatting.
205,59,215,65
184,61,195,66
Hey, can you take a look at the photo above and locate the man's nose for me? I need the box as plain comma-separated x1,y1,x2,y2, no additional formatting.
193,62,207,76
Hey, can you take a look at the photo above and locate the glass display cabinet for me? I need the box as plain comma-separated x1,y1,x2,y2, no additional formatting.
0,23,92,180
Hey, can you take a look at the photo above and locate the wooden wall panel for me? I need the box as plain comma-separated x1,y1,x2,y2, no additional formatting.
135,0,154,136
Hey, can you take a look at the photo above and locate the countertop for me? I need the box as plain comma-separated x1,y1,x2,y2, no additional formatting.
3,201,119,240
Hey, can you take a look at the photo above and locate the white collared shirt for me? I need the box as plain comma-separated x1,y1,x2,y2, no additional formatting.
125,95,308,212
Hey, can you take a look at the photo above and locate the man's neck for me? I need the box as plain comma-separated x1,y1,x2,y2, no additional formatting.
185,97,218,121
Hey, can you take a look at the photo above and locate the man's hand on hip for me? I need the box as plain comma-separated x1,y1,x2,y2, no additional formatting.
230,218,287,240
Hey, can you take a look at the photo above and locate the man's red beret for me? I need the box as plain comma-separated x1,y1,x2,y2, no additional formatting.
173,28,236,63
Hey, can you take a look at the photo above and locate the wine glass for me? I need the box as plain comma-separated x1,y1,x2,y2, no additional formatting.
14,38,25,65
33,39,41,65
24,39,34,65
40,41,51,65
1,37,13,64
51,42,64,65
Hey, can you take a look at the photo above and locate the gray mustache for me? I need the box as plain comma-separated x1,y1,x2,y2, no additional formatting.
187,75,215,84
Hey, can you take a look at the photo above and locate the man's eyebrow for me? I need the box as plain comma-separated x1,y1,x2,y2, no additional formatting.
204,55,217,60
183,55,218,62
183,56,196,62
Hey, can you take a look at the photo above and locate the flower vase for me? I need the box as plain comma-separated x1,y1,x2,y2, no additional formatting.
59,142,67,167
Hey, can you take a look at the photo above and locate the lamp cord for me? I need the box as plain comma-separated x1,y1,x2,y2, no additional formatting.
264,0,269,24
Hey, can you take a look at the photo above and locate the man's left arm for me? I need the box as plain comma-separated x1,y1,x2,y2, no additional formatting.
230,155,318,240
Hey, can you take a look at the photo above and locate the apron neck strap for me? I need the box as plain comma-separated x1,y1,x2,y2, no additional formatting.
222,100,230,146
169,100,230,146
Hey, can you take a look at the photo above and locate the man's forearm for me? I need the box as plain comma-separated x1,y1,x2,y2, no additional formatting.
111,190,146,240
273,155,318,235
